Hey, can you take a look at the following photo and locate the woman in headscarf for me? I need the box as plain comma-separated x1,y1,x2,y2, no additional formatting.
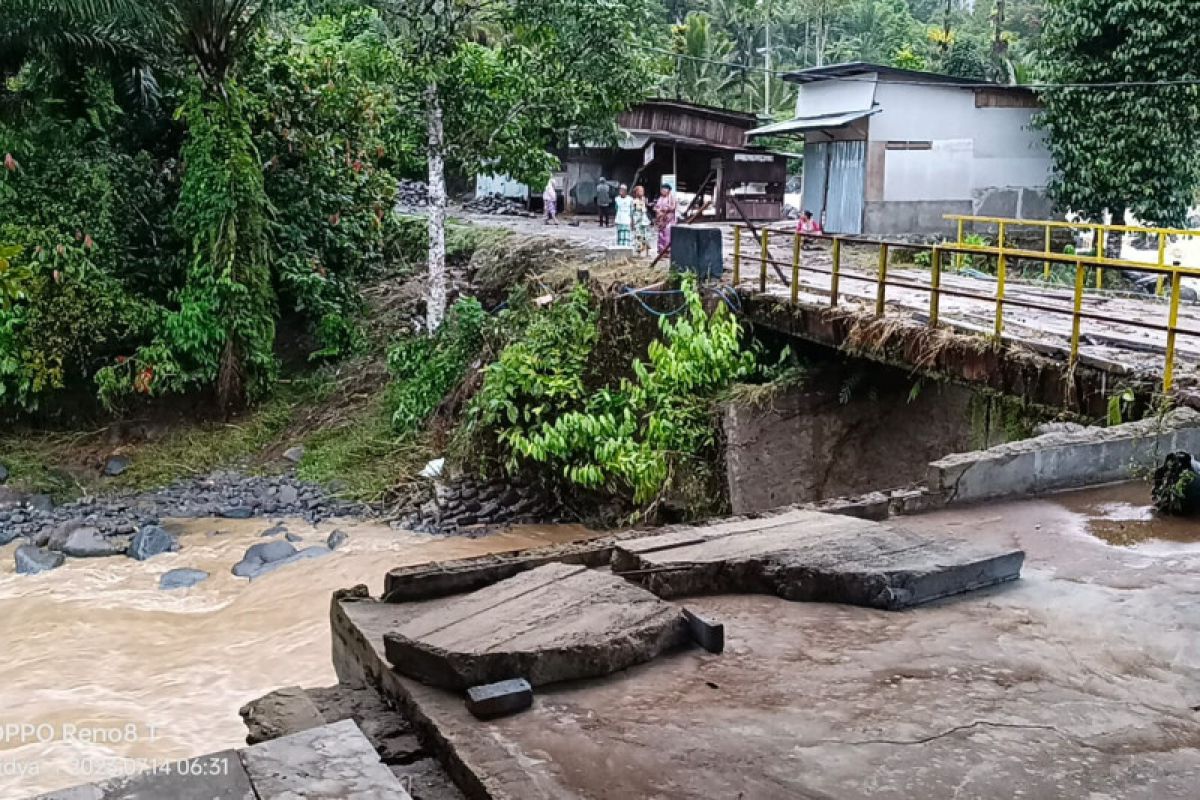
654,183,676,254
543,177,559,225
632,185,652,257
613,184,633,247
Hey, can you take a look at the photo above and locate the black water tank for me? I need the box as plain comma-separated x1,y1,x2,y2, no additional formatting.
670,227,723,280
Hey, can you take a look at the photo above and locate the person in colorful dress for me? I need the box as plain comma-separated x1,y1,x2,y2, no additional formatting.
613,184,633,247
655,183,676,254
632,185,651,256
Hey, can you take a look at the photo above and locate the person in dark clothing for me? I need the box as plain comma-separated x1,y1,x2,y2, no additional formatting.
595,178,613,227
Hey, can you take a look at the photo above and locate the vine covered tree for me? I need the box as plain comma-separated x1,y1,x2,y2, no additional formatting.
1036,0,1200,228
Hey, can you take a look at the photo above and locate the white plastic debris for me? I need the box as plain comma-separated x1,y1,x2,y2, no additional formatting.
420,458,446,479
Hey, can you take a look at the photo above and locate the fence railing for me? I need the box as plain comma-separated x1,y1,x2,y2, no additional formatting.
730,218,1200,395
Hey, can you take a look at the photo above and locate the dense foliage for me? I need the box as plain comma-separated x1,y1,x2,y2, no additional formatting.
0,3,408,415
466,278,759,508
1035,0,1200,227
664,0,1048,114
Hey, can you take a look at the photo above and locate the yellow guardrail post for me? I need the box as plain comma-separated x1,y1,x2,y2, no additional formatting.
955,218,965,271
732,226,741,285
1043,225,1052,282
1156,232,1167,296
1070,260,1085,369
790,233,801,304
1164,271,1183,394
875,243,889,316
759,228,769,293
929,246,941,327
830,238,841,307
994,222,1007,338
1095,225,1105,290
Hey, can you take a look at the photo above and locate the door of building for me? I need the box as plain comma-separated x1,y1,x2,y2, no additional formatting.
801,140,866,234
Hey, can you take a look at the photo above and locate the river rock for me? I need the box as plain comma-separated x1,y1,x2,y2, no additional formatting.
233,540,297,577
285,532,302,543
239,686,327,745
159,568,209,590
277,485,299,506
15,545,65,574
282,446,305,464
62,526,125,557
26,494,52,512
128,524,178,561
327,529,348,550
103,455,131,477
220,505,254,519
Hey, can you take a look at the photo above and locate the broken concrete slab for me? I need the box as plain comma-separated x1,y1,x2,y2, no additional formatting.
466,678,533,720
239,718,412,799
383,562,689,689
33,750,252,800
239,686,327,745
611,509,1023,610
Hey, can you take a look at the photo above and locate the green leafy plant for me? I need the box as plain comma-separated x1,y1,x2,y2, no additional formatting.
389,297,485,434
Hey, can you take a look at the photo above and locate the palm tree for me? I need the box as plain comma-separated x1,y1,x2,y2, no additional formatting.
672,13,741,107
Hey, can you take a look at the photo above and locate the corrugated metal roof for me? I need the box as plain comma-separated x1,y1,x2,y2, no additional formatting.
747,108,878,137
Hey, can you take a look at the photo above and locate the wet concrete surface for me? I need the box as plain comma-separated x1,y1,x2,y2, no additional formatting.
344,487,1200,799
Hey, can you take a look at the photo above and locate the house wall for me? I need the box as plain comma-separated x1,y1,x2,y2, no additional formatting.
864,81,1052,235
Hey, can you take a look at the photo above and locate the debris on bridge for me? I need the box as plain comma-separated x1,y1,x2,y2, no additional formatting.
1152,451,1200,515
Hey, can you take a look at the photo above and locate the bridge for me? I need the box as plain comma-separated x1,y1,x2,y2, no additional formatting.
728,214,1200,417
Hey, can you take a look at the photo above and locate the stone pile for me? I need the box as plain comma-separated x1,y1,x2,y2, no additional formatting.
401,476,555,534
394,179,429,211
463,194,532,216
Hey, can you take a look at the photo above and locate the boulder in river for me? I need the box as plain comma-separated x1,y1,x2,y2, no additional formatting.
0,526,22,546
128,524,179,561
232,540,332,579
326,529,348,550
62,526,125,558
159,568,209,590
15,545,65,574
220,505,254,519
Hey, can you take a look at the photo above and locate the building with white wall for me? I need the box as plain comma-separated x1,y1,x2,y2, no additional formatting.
750,63,1053,235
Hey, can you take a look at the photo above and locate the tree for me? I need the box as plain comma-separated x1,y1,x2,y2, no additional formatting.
373,0,657,331
1036,0,1200,228
671,13,740,107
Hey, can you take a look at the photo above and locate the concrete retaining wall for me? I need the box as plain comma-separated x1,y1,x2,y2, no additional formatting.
929,408,1200,504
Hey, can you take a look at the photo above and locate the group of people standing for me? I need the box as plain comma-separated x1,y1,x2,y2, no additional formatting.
543,176,677,257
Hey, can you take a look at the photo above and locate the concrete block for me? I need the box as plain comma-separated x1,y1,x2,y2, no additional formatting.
466,678,533,720
239,719,412,799
683,608,725,653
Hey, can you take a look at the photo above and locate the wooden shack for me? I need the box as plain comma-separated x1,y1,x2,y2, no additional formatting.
474,99,791,221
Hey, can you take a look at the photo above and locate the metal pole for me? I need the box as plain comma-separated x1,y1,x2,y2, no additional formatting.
1043,225,1052,281
1156,232,1167,296
790,233,801,304
1095,224,1105,290
994,222,1007,338
733,226,741,285
929,246,941,327
1165,270,1183,394
875,243,889,316
1070,260,1084,369
759,228,769,293
830,238,841,307
955,218,964,271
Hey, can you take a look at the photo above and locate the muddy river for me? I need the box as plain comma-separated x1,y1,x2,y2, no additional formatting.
0,517,597,796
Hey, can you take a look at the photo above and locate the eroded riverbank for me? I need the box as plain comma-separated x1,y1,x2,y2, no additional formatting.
0,516,598,796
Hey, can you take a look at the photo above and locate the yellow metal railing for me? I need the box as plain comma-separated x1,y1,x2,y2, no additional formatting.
947,214,1200,295
730,217,1200,396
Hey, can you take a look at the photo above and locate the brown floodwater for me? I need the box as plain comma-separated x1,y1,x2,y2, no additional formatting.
1053,481,1200,549
0,517,598,796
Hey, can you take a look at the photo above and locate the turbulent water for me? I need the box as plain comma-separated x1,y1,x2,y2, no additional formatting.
0,516,595,796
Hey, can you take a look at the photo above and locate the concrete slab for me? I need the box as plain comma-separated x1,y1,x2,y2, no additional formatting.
383,562,689,689
332,491,1200,799
611,509,1024,609
239,719,412,799
33,751,252,800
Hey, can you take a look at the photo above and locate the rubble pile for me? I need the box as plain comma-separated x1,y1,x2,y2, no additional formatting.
463,194,533,216
394,179,429,211
399,475,556,534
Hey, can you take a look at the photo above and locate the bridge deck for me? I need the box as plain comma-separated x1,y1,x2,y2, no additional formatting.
737,229,1200,385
